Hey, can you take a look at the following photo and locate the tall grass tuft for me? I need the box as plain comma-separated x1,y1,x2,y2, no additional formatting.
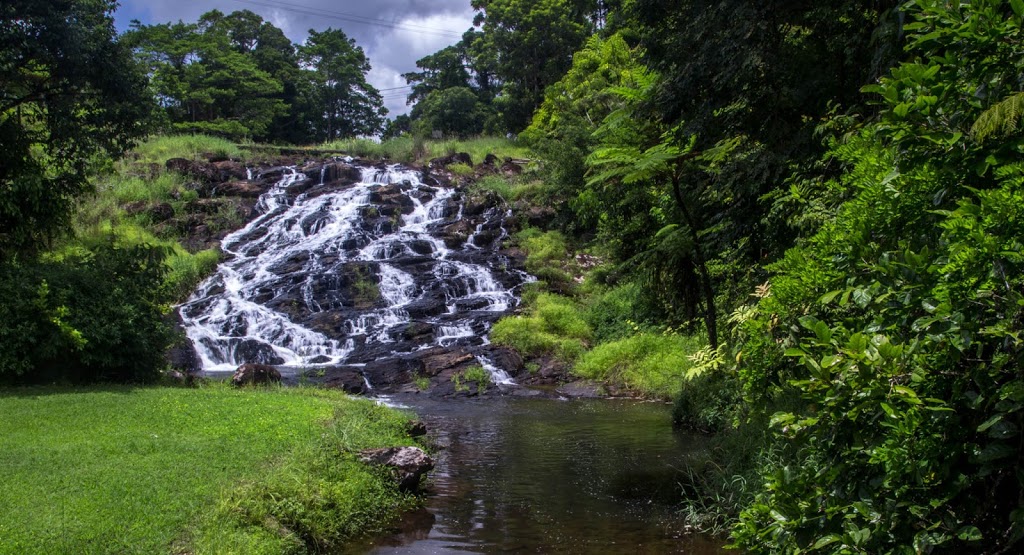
132,134,244,164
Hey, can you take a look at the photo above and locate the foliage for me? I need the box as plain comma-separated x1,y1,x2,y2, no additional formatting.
0,244,174,383
125,12,385,143
729,2,1024,551
0,0,150,259
298,28,386,140
131,134,244,165
411,87,493,139
452,365,491,394
573,332,702,397
469,0,597,131
402,45,475,105
321,135,529,166
521,33,651,229
490,293,591,361
0,385,418,554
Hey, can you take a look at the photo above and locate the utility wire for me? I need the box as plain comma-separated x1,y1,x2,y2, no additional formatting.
228,0,465,38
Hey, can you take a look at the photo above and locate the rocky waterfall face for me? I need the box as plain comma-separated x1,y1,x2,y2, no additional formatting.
177,159,532,395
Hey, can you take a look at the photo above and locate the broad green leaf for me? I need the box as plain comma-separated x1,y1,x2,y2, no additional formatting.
977,414,1003,433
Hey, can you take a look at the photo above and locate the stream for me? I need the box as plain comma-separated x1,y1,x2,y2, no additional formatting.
350,396,725,554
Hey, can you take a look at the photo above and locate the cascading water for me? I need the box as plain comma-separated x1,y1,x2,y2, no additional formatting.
178,160,532,389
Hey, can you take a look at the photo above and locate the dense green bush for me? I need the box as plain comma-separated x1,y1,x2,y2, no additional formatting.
490,293,591,361
0,245,174,383
730,3,1024,550
573,332,701,397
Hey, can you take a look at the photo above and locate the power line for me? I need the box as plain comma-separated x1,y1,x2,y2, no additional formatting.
227,0,465,39
377,85,412,92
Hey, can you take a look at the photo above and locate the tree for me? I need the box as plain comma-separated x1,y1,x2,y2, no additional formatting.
470,0,595,131
403,45,473,105
298,28,386,140
732,1,1024,551
125,11,293,141
382,114,412,140
0,0,150,258
411,87,492,139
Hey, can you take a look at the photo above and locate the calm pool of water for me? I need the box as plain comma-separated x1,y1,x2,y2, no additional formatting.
347,395,726,554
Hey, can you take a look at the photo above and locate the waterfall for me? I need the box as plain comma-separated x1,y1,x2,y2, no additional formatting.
178,161,528,385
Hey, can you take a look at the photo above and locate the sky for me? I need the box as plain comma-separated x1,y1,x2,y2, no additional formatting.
112,0,477,117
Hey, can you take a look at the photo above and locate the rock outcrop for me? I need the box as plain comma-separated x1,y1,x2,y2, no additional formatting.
231,363,282,386
358,446,435,492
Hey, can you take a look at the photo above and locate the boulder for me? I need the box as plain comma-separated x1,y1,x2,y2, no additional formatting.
212,160,248,181
149,202,175,222
322,367,369,394
215,180,268,198
166,158,219,183
358,446,434,492
231,363,282,386
414,347,476,377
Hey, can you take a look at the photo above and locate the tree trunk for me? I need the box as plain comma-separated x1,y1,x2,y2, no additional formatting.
671,173,719,349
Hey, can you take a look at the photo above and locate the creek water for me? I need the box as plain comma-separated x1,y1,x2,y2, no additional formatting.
348,396,726,554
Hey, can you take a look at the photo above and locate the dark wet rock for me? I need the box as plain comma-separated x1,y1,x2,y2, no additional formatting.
516,203,557,228
415,347,476,378
322,367,368,394
149,202,175,222
215,180,268,198
556,380,606,398
212,160,248,181
325,162,363,185
489,347,523,375
358,447,434,492
233,339,285,365
231,363,282,386
363,357,425,389
407,420,428,438
166,337,202,374
166,158,218,183
483,153,499,167
401,321,435,342
257,166,289,182
429,152,473,169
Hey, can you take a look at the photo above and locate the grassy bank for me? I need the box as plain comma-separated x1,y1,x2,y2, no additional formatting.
0,385,420,554
321,136,530,165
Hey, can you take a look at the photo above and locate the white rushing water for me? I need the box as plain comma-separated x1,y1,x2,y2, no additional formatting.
178,162,524,383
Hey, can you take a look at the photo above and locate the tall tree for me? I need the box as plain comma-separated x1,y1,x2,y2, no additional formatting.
126,11,298,141
0,0,150,258
470,0,595,132
298,28,386,140
403,45,473,105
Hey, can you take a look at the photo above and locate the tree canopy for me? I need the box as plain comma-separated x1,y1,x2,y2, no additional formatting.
0,0,150,258
124,12,386,142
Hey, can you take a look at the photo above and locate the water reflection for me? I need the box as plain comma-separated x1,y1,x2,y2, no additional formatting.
348,397,726,554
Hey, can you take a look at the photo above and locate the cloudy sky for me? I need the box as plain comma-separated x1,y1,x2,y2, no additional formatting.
113,0,476,117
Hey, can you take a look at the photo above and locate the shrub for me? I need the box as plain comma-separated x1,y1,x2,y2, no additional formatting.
490,293,591,361
573,333,701,397
451,365,491,394
0,244,174,383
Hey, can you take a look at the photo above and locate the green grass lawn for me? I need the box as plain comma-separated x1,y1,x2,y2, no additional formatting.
0,385,419,554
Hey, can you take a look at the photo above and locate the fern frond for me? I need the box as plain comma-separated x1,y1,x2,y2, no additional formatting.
971,92,1024,142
